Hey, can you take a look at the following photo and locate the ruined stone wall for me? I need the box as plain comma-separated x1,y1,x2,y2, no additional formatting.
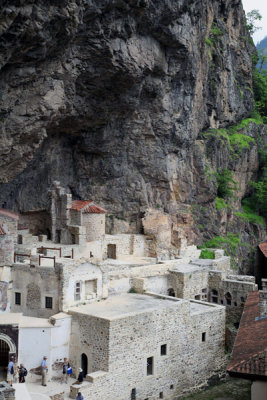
73,296,225,400
82,213,105,241
70,209,82,226
169,269,209,300
10,264,60,317
104,234,146,258
0,216,17,266
19,210,50,236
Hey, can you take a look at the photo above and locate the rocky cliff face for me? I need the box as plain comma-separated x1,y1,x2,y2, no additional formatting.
0,0,265,269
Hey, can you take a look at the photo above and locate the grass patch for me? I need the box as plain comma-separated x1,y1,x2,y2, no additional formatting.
203,233,240,255
199,249,215,259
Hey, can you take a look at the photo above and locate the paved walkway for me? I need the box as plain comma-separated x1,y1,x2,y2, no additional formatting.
24,374,77,399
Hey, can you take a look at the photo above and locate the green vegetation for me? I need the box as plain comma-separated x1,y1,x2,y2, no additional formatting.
215,168,237,199
200,120,256,156
205,22,223,47
245,10,262,36
199,249,215,259
235,198,265,226
128,287,137,293
215,197,227,211
202,233,241,255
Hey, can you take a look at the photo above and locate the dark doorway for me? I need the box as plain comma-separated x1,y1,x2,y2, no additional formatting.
107,244,116,259
81,353,88,376
56,230,61,243
0,339,9,380
168,288,175,297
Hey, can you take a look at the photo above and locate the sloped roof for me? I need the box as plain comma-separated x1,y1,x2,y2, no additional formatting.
0,224,6,235
0,208,19,220
259,243,267,258
71,200,106,214
227,291,267,380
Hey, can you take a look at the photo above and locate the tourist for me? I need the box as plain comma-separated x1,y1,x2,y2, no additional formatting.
75,392,84,400
7,357,14,386
62,358,71,383
18,363,27,383
74,368,84,384
41,356,48,386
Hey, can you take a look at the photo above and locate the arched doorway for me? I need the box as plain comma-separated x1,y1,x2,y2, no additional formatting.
81,353,88,376
0,335,16,381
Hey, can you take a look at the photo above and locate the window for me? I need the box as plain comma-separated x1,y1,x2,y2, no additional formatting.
159,392,163,399
211,289,218,303
225,292,232,306
161,344,167,356
221,299,224,304
131,388,136,400
202,332,206,342
170,385,174,390
15,292,21,305
168,288,175,297
147,357,153,375
75,281,81,301
195,295,200,300
45,296,53,309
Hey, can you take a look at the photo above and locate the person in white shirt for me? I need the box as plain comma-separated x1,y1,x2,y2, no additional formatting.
7,357,14,386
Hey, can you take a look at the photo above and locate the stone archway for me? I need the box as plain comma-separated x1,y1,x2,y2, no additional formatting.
0,334,16,380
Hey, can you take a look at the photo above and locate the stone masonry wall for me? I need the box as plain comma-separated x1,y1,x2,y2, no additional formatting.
169,269,209,300
104,234,146,258
10,264,60,317
69,313,109,376
0,216,17,266
83,213,105,241
72,295,225,400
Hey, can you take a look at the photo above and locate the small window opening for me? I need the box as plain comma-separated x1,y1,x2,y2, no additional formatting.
202,332,206,342
221,299,224,304
240,296,245,303
161,344,167,356
131,388,136,400
45,296,53,309
211,289,218,303
234,301,237,307
75,281,81,301
195,295,201,300
170,385,174,389
15,292,21,305
147,357,153,375
159,392,163,399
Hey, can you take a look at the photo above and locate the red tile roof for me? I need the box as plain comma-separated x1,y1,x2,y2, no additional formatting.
259,243,267,258
0,224,6,235
228,291,267,380
0,208,19,220
71,200,106,214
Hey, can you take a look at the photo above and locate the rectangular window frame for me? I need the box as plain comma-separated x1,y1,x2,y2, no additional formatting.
160,344,167,356
15,292,21,305
147,356,153,376
45,296,53,309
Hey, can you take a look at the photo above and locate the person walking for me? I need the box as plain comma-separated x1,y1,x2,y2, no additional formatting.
75,392,84,400
7,357,14,386
18,364,27,383
41,356,48,386
62,358,70,383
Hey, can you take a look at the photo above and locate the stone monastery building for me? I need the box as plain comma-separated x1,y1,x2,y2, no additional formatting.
0,182,259,399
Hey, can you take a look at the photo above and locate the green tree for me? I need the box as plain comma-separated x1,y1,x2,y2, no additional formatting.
246,10,262,36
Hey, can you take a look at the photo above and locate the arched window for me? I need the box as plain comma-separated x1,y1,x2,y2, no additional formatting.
225,292,232,306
